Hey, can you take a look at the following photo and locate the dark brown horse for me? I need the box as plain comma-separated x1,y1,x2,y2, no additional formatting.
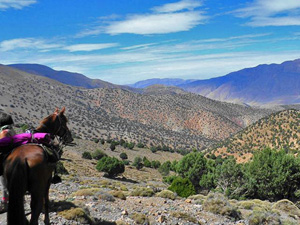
4,107,73,225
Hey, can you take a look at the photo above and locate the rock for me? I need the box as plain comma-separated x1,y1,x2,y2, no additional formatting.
157,215,165,223
185,199,192,203
122,210,128,215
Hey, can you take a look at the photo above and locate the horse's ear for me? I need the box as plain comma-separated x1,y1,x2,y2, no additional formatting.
53,108,59,115
60,107,66,115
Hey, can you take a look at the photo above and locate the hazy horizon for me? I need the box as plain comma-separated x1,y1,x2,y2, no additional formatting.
1,0,300,84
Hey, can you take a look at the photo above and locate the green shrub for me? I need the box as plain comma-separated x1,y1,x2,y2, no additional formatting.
132,157,143,170
143,157,151,168
176,152,207,189
110,143,116,151
151,160,161,169
119,152,128,160
243,148,300,201
82,151,92,160
168,177,196,198
92,149,107,160
150,146,157,153
96,156,125,178
137,142,145,148
163,175,178,184
158,161,171,176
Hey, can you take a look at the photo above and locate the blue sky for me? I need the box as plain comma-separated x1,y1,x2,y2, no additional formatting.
0,0,300,84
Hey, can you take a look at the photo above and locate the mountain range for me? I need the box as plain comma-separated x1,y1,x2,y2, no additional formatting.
130,59,300,105
9,64,125,90
0,64,272,150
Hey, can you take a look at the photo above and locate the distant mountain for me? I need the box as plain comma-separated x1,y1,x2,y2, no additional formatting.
129,78,196,88
0,64,273,150
131,59,300,105
8,64,121,89
180,59,300,105
210,109,300,162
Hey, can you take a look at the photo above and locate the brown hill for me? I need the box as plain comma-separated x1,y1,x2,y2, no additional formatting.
0,65,272,150
211,109,300,162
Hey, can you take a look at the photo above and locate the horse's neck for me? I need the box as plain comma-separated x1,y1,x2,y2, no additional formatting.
36,122,53,134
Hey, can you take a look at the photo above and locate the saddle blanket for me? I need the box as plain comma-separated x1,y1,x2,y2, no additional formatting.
0,133,51,150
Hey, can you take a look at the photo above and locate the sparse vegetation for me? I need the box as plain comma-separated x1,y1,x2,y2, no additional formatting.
96,156,125,178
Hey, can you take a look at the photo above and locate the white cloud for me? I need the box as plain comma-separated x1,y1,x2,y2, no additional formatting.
235,0,300,26
152,0,202,13
0,38,60,51
105,12,206,35
79,0,207,36
0,0,37,10
64,43,118,52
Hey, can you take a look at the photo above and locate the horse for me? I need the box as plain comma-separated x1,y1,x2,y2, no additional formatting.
3,107,73,225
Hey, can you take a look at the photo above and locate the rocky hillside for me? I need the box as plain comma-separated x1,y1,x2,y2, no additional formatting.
1,139,299,225
0,65,272,150
211,109,300,162
8,63,129,90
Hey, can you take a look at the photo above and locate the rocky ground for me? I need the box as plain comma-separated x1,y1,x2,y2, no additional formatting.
0,142,299,225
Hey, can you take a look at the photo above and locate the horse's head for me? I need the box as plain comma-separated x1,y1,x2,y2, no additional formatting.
37,107,73,144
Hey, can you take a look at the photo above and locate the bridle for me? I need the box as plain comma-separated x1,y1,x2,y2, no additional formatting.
37,114,73,147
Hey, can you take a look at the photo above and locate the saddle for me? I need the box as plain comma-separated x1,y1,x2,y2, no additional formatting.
0,133,60,175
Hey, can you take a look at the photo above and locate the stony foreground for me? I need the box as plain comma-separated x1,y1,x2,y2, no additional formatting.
0,146,299,225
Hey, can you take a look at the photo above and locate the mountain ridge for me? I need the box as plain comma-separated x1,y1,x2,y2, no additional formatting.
130,58,300,105
0,64,273,150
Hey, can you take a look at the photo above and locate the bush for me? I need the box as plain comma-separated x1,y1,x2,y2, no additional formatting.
176,152,207,189
156,190,176,200
119,152,128,160
158,161,171,176
168,177,196,198
243,148,300,201
143,157,151,168
203,193,241,220
151,160,161,169
110,143,116,151
131,187,154,197
96,156,125,178
132,157,143,170
150,146,157,153
92,149,107,160
163,175,178,184
82,151,92,160
137,142,145,148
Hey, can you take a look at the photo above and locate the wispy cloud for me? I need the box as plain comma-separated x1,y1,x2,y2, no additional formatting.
0,38,60,52
0,0,37,10
105,12,206,35
152,0,202,13
64,43,118,52
235,0,300,26
79,0,207,36
0,38,119,53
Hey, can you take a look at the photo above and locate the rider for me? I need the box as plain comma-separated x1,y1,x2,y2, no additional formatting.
0,112,16,213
